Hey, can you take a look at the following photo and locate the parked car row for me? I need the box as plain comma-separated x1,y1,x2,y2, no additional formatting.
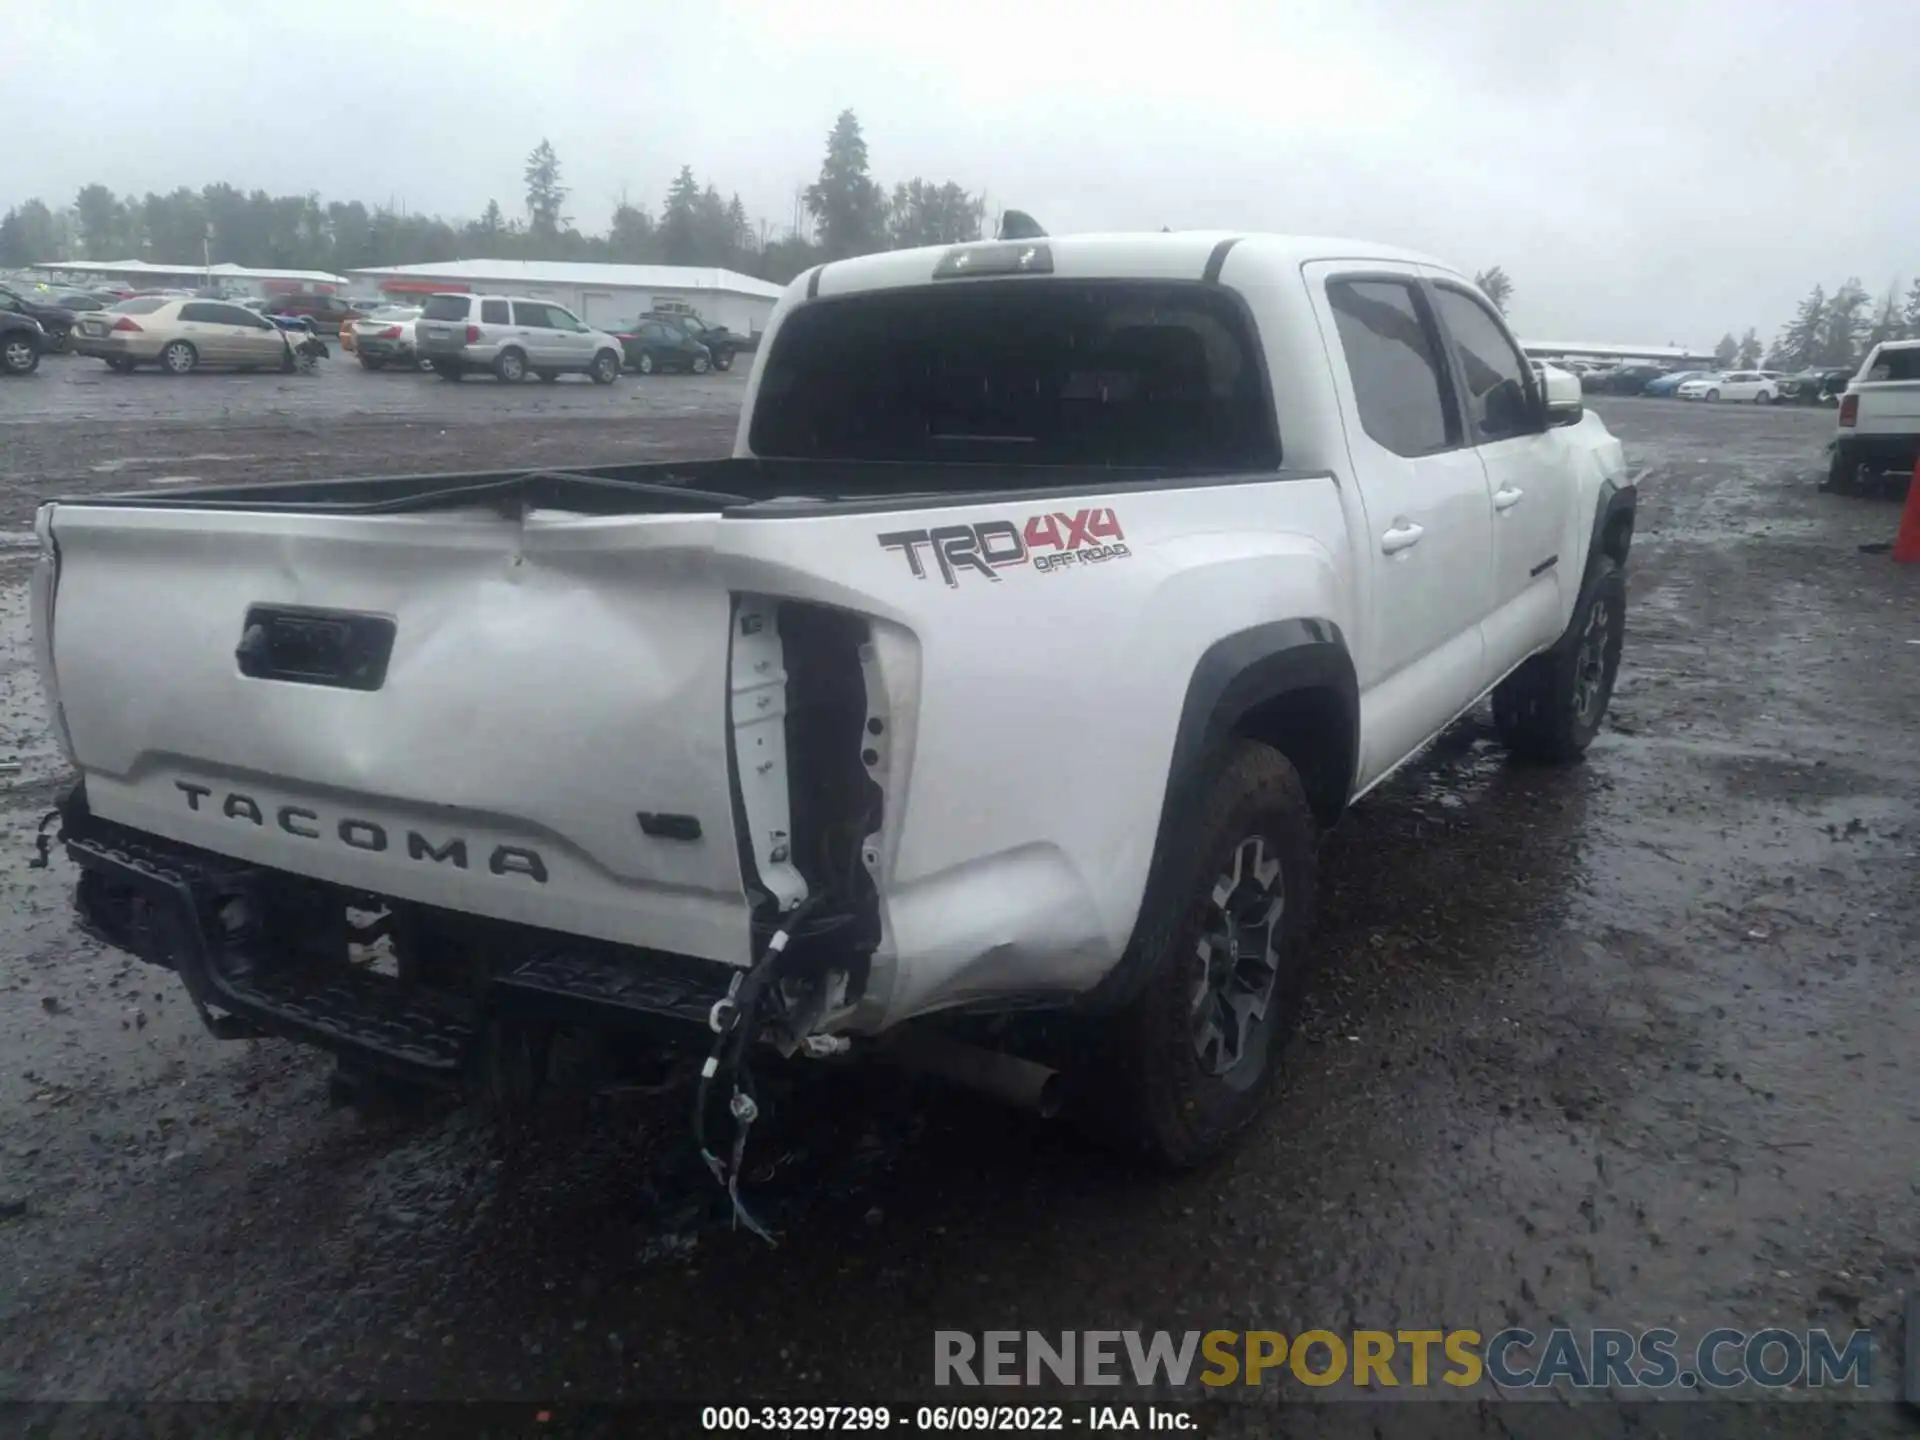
1550,360,1852,407
6,285,753,382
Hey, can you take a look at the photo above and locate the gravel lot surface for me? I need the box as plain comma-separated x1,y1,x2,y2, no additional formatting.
0,360,1914,1435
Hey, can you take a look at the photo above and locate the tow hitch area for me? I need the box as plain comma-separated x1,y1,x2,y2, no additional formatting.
58,799,745,1085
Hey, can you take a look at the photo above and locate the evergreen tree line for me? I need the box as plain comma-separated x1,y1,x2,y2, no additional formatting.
1713,278,1920,373
0,111,986,287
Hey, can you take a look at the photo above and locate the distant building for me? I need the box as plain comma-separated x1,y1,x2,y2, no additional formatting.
343,259,786,337
28,259,350,297
1523,339,1715,368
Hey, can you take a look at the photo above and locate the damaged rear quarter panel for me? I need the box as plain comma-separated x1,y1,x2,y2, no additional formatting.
714,478,1349,1028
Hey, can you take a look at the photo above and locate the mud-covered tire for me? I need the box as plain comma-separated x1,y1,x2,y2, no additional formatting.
1494,556,1626,763
1079,740,1319,1169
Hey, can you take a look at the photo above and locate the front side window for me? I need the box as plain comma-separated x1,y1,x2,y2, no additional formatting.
547,306,582,329
1432,286,1536,442
1326,278,1457,458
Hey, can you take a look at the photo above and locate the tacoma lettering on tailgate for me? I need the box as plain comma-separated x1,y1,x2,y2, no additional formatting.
878,507,1130,587
174,781,549,883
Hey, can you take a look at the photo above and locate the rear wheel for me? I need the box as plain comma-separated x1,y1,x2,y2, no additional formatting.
160,340,197,376
359,355,387,371
713,351,733,372
1705,388,1720,402
432,361,465,382
104,356,135,373
1754,390,1772,405
1494,556,1626,762
1079,740,1318,1169
691,352,711,375
1,335,40,375
589,349,620,385
494,348,528,383
636,351,654,376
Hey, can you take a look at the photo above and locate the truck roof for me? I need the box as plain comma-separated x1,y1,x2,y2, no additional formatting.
800,231,1461,299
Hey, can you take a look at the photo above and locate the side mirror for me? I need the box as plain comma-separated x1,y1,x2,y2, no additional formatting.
1540,364,1584,427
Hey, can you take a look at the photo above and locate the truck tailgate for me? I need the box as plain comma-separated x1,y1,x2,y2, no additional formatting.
46,503,758,965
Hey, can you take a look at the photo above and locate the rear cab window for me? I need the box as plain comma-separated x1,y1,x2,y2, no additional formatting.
748,279,1280,471
421,295,471,321
1865,347,1920,382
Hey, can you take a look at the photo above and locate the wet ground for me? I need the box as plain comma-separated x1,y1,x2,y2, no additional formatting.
0,360,1915,1433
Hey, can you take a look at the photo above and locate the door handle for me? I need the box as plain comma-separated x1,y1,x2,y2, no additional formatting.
1380,520,1425,555
1493,486,1525,511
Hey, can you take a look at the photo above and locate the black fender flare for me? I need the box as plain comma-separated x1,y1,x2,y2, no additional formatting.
1583,478,1638,588
1078,618,1357,1014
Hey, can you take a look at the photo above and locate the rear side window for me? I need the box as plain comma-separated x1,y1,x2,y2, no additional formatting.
1326,279,1457,457
179,302,221,323
422,295,470,321
481,299,510,325
113,298,167,315
749,279,1279,468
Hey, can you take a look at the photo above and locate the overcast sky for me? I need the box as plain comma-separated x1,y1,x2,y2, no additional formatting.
13,0,1915,344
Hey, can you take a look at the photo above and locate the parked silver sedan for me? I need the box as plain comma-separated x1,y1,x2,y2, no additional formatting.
71,297,295,374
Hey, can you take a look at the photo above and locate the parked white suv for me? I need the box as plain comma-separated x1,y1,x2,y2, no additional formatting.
415,293,624,384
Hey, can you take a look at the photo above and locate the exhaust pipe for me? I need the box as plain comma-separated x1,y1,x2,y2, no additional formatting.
881,1030,1065,1119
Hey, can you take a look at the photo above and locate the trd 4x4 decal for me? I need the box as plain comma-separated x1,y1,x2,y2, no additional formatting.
878,507,1131,587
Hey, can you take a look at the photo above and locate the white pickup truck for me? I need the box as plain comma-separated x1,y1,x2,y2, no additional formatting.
31,230,1635,1178
1827,338,1920,494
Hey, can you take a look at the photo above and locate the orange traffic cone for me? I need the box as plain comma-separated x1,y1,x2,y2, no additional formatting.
1895,457,1920,564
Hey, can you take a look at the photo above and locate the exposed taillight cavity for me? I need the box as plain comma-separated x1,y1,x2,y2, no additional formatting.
1839,394,1858,427
111,317,143,333
465,325,481,344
